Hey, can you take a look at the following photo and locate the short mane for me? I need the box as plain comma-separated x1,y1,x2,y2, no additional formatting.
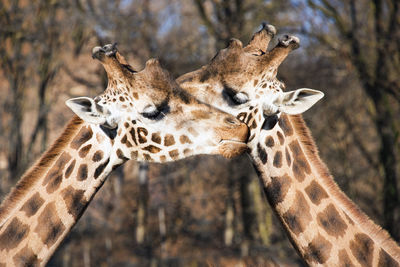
0,116,83,225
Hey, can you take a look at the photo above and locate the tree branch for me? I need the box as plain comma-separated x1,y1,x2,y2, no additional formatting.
193,0,221,41
62,65,98,89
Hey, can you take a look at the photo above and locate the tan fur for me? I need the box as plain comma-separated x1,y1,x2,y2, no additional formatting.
288,114,400,260
0,116,83,226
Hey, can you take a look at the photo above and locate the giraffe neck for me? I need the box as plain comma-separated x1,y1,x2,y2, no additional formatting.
0,116,117,266
250,114,400,266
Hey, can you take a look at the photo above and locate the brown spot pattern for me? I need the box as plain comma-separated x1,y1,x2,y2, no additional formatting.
125,140,133,147
245,113,253,124
92,151,104,162
129,128,138,145
304,234,332,264
282,191,312,235
144,145,162,153
116,149,129,160
164,134,175,146
13,245,40,267
35,202,66,247
179,135,192,144
350,233,374,266
70,126,93,149
277,131,284,145
79,144,92,158
137,127,148,143
257,143,268,164
338,249,353,267
285,148,291,166
65,159,76,178
265,174,291,207
61,186,88,220
151,132,161,144
77,164,88,181
378,249,399,267
42,152,71,186
43,152,72,193
278,115,293,136
46,174,63,194
305,180,328,205
265,136,274,147
0,218,29,250
169,149,179,160
94,158,110,179
20,193,44,217
143,153,152,161
273,151,282,168
237,112,247,122
289,140,311,181
317,204,348,237
131,151,138,159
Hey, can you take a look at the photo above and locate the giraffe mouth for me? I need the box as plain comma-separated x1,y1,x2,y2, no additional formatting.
218,140,249,158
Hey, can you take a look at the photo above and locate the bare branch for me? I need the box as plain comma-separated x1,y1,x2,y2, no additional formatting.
343,112,380,170
62,65,98,89
193,0,222,41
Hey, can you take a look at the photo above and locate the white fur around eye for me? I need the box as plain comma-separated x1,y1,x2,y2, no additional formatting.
233,92,249,104
142,105,158,114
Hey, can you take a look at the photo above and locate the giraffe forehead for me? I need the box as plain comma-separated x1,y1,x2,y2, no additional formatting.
254,78,284,94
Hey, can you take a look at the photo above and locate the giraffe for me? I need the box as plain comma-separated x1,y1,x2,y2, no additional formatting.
176,24,400,266
0,44,249,266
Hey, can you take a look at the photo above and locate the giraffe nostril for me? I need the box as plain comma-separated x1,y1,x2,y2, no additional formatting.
224,116,239,126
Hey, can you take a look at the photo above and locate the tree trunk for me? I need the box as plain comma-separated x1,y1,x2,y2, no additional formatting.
7,78,24,180
372,91,399,240
136,163,149,244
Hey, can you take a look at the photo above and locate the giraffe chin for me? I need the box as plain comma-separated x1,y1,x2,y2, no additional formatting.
218,140,249,158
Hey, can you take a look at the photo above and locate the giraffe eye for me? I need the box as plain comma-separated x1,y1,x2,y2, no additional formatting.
141,105,161,119
232,92,249,105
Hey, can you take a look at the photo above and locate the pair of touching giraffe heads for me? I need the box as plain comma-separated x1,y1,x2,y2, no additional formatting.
68,25,324,167
67,43,249,163
2,22,400,267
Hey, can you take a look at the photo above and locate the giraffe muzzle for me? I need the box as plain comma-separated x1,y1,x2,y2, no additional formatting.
217,119,249,158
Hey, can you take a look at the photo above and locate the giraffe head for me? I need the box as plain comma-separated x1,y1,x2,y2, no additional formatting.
177,24,323,144
66,44,249,163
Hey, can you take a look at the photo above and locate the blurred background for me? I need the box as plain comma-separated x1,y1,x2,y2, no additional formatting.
0,0,399,266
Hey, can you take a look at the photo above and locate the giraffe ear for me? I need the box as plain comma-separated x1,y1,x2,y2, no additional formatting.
275,89,324,115
66,97,117,128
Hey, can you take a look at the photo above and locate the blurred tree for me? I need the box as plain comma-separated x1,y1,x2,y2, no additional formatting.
194,0,295,48
306,0,400,240
0,0,67,180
